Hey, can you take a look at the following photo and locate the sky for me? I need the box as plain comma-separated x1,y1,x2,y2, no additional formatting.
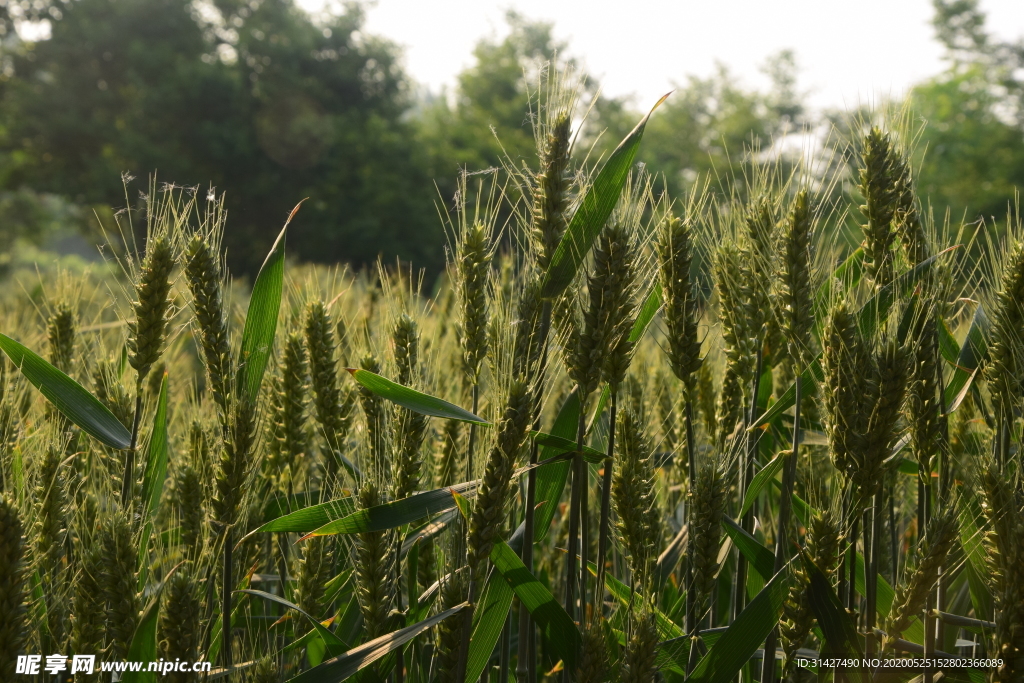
327,0,1024,111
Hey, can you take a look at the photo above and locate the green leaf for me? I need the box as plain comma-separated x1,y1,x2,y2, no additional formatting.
286,603,469,683
123,562,185,683
238,589,347,659
141,372,170,519
958,491,993,621
531,389,581,542
541,94,669,298
740,452,785,518
590,560,684,642
137,372,170,589
122,596,160,683
531,430,606,463
309,481,479,536
688,567,791,683
631,282,663,343
0,333,131,449
754,248,955,429
346,368,488,424
262,490,334,524
466,571,515,683
254,497,356,534
723,516,776,583
238,203,300,403
944,303,988,412
802,550,868,683
490,540,581,670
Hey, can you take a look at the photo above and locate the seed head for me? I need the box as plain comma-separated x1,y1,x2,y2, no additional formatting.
184,235,232,409
884,508,957,646
47,301,76,375
159,565,201,683
860,127,902,289
128,236,175,384
659,214,702,397
620,611,660,683
0,496,27,681
612,408,663,584
467,379,534,578
354,480,396,639
99,510,140,660
532,113,573,270
456,224,491,384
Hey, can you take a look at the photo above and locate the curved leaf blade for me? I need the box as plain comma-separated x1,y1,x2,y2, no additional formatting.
346,369,488,425
466,571,515,683
238,202,301,403
688,566,791,683
541,94,669,299
0,333,131,449
310,481,479,536
255,497,356,534
286,603,469,683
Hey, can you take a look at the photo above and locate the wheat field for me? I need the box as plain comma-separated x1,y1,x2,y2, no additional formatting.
0,68,1022,683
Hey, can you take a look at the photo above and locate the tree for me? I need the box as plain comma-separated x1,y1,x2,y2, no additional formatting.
0,0,443,274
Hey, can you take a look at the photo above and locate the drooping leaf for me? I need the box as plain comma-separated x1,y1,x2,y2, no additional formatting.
723,516,775,582
957,492,993,621
0,333,131,449
238,202,301,403
309,481,479,536
541,94,669,298
254,497,356,534
238,589,347,659
802,550,868,683
688,567,791,683
531,430,606,463
631,282,663,343
286,603,469,683
346,368,488,424
490,540,581,670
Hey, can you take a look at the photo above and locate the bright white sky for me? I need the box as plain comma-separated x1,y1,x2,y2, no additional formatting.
326,0,1024,111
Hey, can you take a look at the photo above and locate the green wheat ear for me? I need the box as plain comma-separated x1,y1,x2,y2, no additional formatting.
99,509,140,661
612,407,662,585
184,234,232,410
687,451,729,621
884,507,957,648
0,495,27,682
781,510,842,666
980,468,1024,681
294,535,333,637
159,564,201,683
467,378,533,580
620,611,660,683
391,313,428,500
859,126,902,290
659,213,702,397
47,301,76,375
128,235,175,385
354,479,396,640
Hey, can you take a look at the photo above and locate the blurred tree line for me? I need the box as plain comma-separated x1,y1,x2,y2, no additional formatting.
0,0,1021,275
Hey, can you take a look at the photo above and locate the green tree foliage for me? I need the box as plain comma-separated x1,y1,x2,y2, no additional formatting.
0,0,442,273
908,1,1024,227
415,11,569,198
